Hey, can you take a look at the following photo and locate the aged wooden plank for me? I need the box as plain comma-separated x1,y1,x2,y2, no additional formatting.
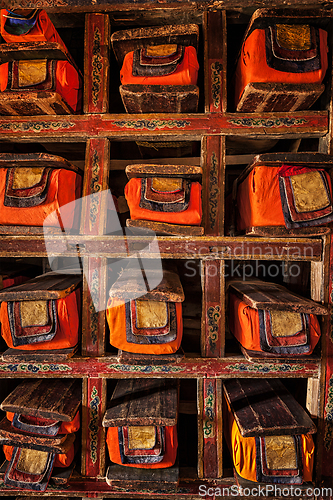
0,112,328,141
106,462,179,488
1,346,78,362
0,272,82,301
126,219,204,236
125,164,202,179
111,24,199,65
201,260,224,357
117,349,185,365
200,379,223,479
223,378,317,437
120,85,199,114
241,346,320,363
0,41,78,70
1,379,81,422
228,279,328,315
103,379,178,426
84,13,110,113
50,460,76,485
0,416,67,447
0,152,82,173
201,136,225,235
204,11,227,112
243,226,330,238
80,138,110,236
0,430,75,454
109,266,185,302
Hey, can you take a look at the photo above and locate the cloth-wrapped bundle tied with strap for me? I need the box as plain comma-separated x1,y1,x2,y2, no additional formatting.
0,379,81,491
107,266,184,355
0,153,82,229
233,9,328,112
228,280,326,357
235,153,333,232
223,379,316,485
0,272,82,351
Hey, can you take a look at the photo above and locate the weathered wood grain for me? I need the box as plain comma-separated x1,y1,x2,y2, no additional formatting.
223,378,317,437
126,219,204,236
228,279,328,315
103,379,178,427
241,345,320,362
109,266,184,302
0,272,82,301
125,164,202,179
117,348,185,364
0,91,75,116
1,346,78,362
0,42,78,70
0,152,82,173
1,379,81,422
106,462,179,488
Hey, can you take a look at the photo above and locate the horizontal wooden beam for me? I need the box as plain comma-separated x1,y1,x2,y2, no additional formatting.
0,355,321,379
0,111,327,141
0,235,323,260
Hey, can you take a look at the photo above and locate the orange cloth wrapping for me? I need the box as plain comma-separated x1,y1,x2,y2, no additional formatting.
0,61,81,113
224,399,314,482
106,425,178,468
0,168,82,228
237,166,286,231
120,46,199,85
6,411,80,435
234,28,328,107
0,288,80,351
0,9,67,50
3,443,75,468
228,294,321,355
125,178,202,225
106,297,183,355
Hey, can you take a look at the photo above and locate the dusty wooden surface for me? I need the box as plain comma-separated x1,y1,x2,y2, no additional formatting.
126,219,204,236
106,462,179,488
103,378,178,426
0,272,82,301
1,379,81,422
223,378,317,437
228,279,328,314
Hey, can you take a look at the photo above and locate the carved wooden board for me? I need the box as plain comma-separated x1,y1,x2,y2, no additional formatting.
0,152,82,173
103,378,178,427
228,279,328,314
126,219,204,237
1,379,81,422
223,378,317,437
125,164,202,180
106,462,179,488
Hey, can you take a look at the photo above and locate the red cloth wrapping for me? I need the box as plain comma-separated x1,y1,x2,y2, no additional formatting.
0,288,80,351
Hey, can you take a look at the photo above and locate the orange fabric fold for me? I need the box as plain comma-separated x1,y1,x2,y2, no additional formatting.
224,398,314,482
125,178,202,225
106,425,178,468
228,293,321,354
237,166,285,231
0,288,80,351
3,443,75,468
106,297,183,354
6,410,80,435
0,9,68,51
0,168,82,228
120,46,199,85
234,28,328,106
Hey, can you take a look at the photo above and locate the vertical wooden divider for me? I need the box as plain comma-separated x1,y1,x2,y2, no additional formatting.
84,13,110,114
199,9,227,481
82,377,107,478
198,378,223,479
81,14,110,480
